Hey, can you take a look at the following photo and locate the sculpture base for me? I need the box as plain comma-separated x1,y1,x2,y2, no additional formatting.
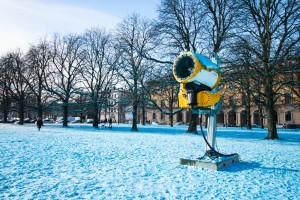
180,154,239,170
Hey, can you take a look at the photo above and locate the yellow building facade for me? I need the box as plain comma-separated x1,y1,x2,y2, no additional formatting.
146,72,300,127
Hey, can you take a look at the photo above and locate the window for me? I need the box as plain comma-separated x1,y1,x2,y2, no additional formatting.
152,113,156,120
160,113,164,120
285,111,292,121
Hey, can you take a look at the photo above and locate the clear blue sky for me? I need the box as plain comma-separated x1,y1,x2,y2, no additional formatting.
0,0,161,55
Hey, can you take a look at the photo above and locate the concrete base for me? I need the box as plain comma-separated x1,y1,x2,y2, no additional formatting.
180,155,239,170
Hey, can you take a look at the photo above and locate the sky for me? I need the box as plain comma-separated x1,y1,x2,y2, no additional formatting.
0,0,161,55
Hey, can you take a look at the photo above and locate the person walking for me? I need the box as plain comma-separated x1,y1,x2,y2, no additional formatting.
103,118,107,127
108,118,112,128
36,118,43,131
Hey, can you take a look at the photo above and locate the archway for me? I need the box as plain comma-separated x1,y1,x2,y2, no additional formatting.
285,111,292,122
217,111,224,124
274,111,278,124
253,110,260,125
176,112,183,122
184,111,196,124
152,113,156,121
240,110,247,127
228,111,236,126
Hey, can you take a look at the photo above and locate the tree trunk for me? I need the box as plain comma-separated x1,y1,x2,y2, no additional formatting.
80,112,84,123
131,103,138,131
187,113,198,133
93,114,99,128
37,99,43,120
264,77,278,139
3,91,9,123
3,110,8,123
131,79,138,132
19,96,25,125
246,91,252,129
63,103,68,127
169,102,174,127
19,105,24,125
3,97,8,123
246,109,252,130
169,113,174,127
92,103,99,128
246,105,252,130
265,106,279,139
141,105,145,125
259,107,264,129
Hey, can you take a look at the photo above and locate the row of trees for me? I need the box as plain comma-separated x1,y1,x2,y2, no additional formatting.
224,0,300,139
0,30,117,128
0,0,299,139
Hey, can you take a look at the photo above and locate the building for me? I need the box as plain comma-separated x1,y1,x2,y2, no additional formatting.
145,71,300,127
99,88,132,124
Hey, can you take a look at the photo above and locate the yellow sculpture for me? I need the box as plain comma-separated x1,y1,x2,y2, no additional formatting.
173,52,221,108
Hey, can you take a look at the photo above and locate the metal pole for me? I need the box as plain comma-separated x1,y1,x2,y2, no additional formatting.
206,111,217,151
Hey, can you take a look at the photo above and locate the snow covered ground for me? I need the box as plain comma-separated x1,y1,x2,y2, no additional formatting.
0,123,299,199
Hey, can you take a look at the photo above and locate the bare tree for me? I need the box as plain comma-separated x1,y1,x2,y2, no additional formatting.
1,50,32,125
155,0,203,133
146,73,181,127
25,38,52,120
156,0,237,133
201,0,239,54
81,27,118,128
45,34,84,127
224,40,256,129
0,56,12,122
156,0,204,53
114,14,155,131
236,0,300,139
